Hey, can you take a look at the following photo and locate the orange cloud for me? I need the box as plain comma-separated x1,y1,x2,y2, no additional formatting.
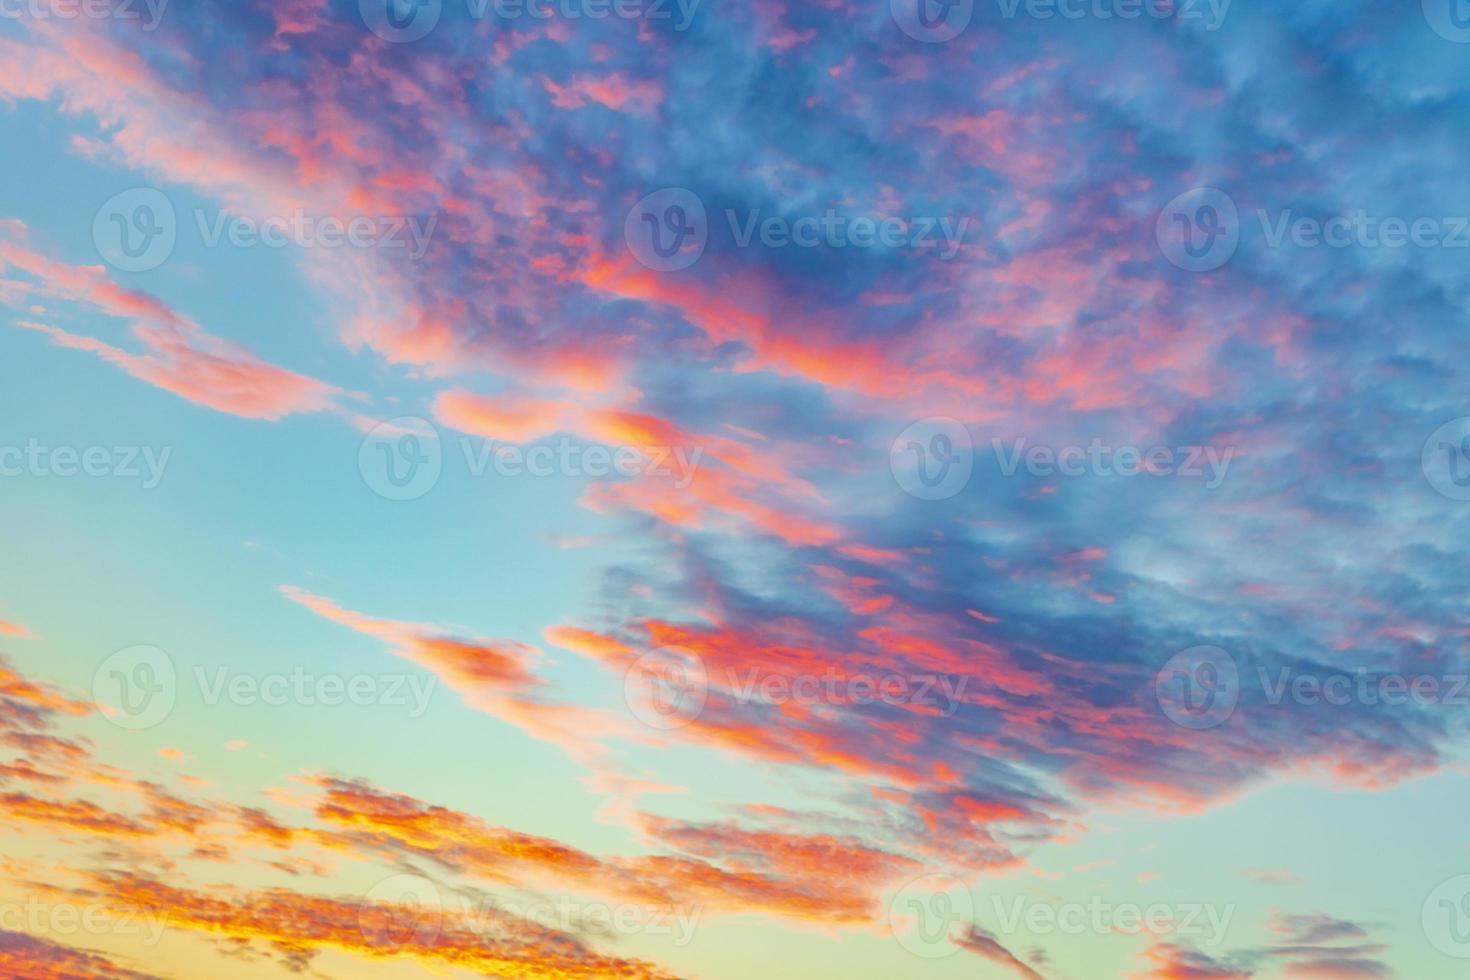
0,236,346,421
0,929,161,979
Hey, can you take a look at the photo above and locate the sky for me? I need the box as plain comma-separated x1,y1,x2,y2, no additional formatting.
1,0,1470,977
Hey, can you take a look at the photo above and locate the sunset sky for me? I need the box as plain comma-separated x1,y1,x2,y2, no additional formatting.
2,1,1470,978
